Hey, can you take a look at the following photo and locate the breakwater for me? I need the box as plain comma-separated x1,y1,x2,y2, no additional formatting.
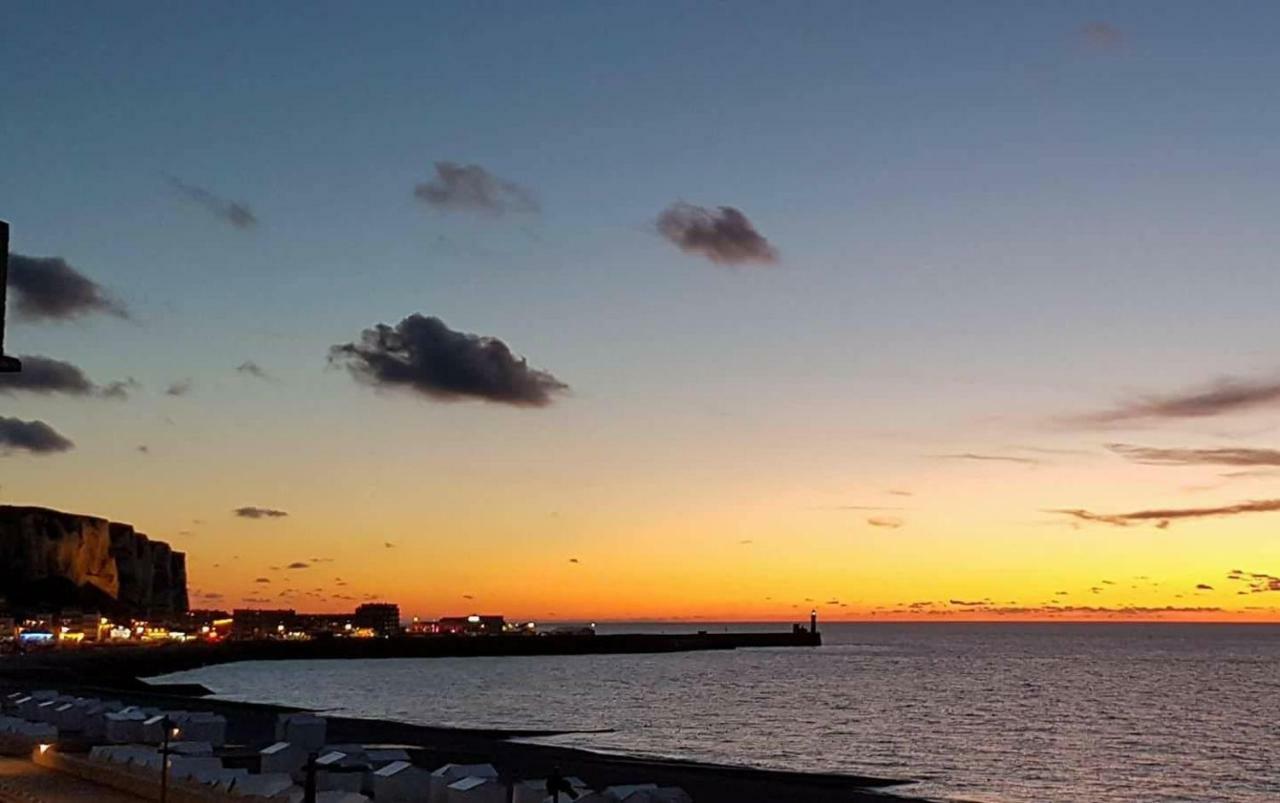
0,630,822,688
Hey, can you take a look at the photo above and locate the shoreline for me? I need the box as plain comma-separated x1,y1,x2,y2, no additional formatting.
0,673,925,803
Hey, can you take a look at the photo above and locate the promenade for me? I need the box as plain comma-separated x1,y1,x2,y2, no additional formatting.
0,756,143,802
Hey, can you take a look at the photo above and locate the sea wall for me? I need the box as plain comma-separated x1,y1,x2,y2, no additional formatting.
0,505,187,617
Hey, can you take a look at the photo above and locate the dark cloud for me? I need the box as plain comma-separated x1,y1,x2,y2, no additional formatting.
0,416,74,455
1195,583,1213,591
166,379,193,397
867,516,904,529
568,558,579,564
1108,443,1280,467
168,177,257,229
254,577,270,584
1074,377,1280,426
657,203,778,265
1224,570,1280,594
0,355,135,399
1050,499,1280,527
1081,21,1124,49
330,314,568,407
934,452,1040,465
413,162,538,215
888,489,914,497
236,361,271,380
384,542,396,549
234,506,289,519
286,561,309,570
829,505,905,511
948,599,991,606
9,254,129,321
137,445,149,454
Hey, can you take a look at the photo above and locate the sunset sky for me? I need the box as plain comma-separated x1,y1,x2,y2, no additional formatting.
2,2,1279,621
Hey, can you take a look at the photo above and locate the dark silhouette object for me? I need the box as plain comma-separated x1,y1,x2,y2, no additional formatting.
0,221,22,373
810,609,818,635
546,766,580,801
159,715,174,803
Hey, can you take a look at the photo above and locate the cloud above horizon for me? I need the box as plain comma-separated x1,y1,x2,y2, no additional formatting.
413,162,538,215
867,516,904,529
168,177,258,229
934,452,1040,465
1107,443,1280,467
657,203,778,265
330,313,568,407
1050,498,1280,527
1081,21,1124,49
165,379,193,397
0,355,137,399
0,416,74,455
9,254,129,322
236,361,271,380
1072,377,1280,426
234,506,289,519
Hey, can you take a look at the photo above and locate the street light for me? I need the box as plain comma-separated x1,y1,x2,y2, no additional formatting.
0,221,22,373
159,715,175,803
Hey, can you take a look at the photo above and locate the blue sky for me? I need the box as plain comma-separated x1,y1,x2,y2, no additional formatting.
3,3,1280,617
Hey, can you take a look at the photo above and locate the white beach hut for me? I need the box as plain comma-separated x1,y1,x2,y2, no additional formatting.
316,750,365,793
275,713,327,752
365,747,411,766
371,760,426,803
429,763,499,803
446,775,507,803
103,710,147,743
173,712,227,746
167,755,224,781
260,741,309,776
230,772,296,798
52,702,86,732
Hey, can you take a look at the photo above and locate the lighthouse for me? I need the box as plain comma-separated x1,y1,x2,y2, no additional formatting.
810,608,818,635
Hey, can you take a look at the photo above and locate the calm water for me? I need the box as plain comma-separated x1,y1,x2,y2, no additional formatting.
154,623,1280,803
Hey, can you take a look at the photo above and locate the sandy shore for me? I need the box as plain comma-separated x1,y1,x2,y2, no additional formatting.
0,673,925,802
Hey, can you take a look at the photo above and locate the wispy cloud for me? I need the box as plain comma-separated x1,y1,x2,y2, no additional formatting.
1071,377,1280,426
168,177,257,229
1107,443,1280,467
9,254,129,321
236,361,271,380
1080,21,1124,49
330,313,568,407
166,379,193,397
0,416,74,455
234,506,288,519
0,355,136,399
1225,569,1280,594
413,162,537,215
1050,499,1280,527
657,203,778,265
933,452,1040,465
867,516,904,529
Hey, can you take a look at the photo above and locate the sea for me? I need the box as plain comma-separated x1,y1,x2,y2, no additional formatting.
153,623,1280,803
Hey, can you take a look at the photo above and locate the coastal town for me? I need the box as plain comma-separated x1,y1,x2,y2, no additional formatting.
0,504,841,803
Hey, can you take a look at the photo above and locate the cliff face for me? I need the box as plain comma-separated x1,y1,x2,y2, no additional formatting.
0,505,187,618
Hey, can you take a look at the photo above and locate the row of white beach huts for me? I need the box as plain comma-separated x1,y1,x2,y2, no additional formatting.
0,689,692,803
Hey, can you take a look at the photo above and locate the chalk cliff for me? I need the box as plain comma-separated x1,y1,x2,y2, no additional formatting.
0,505,187,617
